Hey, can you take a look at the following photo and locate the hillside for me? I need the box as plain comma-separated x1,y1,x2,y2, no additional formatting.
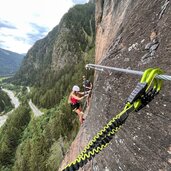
60,0,171,170
0,2,95,171
0,48,24,76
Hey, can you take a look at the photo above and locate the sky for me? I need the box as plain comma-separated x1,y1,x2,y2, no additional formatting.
0,0,89,54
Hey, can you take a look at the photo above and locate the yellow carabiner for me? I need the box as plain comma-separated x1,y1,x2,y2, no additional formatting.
145,68,163,92
133,68,163,110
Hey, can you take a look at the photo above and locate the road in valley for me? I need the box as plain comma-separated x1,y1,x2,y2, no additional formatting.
29,99,43,117
27,87,43,117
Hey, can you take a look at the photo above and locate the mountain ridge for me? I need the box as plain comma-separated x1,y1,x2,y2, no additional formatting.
0,48,24,76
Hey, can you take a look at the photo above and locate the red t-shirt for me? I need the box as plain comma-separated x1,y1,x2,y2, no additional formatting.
70,96,78,104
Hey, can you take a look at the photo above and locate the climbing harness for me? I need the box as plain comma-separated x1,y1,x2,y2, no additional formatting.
62,67,164,171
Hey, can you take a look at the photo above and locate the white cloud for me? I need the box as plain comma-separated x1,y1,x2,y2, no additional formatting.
0,0,87,54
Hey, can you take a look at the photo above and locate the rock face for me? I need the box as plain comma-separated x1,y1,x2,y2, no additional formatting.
61,0,171,171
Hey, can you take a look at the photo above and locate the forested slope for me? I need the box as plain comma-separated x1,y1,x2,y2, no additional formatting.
0,2,95,171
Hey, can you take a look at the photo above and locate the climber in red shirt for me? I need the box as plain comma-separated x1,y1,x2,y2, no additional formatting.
68,85,87,124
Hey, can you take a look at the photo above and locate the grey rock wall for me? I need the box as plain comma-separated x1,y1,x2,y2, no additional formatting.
86,0,171,170
60,1,171,170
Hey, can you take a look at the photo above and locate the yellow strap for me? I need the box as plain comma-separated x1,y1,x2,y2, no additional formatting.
62,68,163,171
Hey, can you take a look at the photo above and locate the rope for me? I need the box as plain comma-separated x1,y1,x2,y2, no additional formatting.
62,68,163,171
85,64,171,81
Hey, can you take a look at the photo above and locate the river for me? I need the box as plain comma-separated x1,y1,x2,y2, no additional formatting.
2,89,20,108
0,89,20,127
0,87,44,127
